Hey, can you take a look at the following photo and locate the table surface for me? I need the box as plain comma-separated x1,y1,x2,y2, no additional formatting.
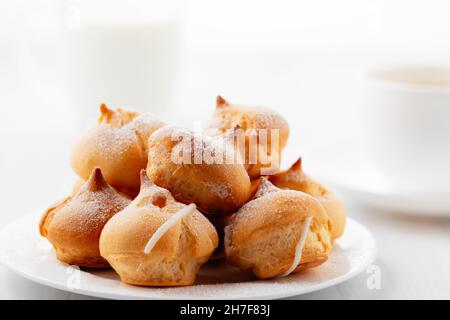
1,52,449,300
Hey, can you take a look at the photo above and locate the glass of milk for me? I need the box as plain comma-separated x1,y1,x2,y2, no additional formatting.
21,0,180,123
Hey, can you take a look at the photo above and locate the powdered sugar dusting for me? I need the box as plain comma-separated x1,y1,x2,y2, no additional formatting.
93,112,164,157
143,203,197,254
203,181,232,200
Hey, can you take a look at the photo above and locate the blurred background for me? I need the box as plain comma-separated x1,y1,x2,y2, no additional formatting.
0,0,449,299
2,0,450,215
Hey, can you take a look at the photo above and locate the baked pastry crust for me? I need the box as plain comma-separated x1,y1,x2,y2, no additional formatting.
270,158,346,239
206,214,235,260
224,178,332,279
146,125,251,215
100,171,218,286
39,168,131,268
71,104,165,192
206,96,290,177
72,178,138,198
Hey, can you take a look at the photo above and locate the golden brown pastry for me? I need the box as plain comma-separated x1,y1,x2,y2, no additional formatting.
39,168,131,268
71,104,165,192
72,178,138,199
270,158,346,239
224,178,332,279
100,171,218,286
206,96,290,178
146,125,251,215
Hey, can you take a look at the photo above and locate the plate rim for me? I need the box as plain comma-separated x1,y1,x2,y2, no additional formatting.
0,212,377,300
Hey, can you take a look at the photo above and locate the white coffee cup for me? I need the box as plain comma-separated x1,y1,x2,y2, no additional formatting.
361,66,450,194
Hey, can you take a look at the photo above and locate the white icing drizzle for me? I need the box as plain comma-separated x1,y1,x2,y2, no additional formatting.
280,216,312,277
144,203,196,254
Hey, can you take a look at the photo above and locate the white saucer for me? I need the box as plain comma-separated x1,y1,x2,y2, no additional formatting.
304,147,450,216
0,211,376,300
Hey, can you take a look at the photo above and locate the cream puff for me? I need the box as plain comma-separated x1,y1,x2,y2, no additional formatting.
146,125,251,215
99,171,218,286
71,104,165,192
39,168,131,268
72,178,85,194
270,158,346,239
206,96,290,178
224,178,332,279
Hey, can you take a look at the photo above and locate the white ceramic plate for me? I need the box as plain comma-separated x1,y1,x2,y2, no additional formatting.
0,211,376,300
303,148,450,216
